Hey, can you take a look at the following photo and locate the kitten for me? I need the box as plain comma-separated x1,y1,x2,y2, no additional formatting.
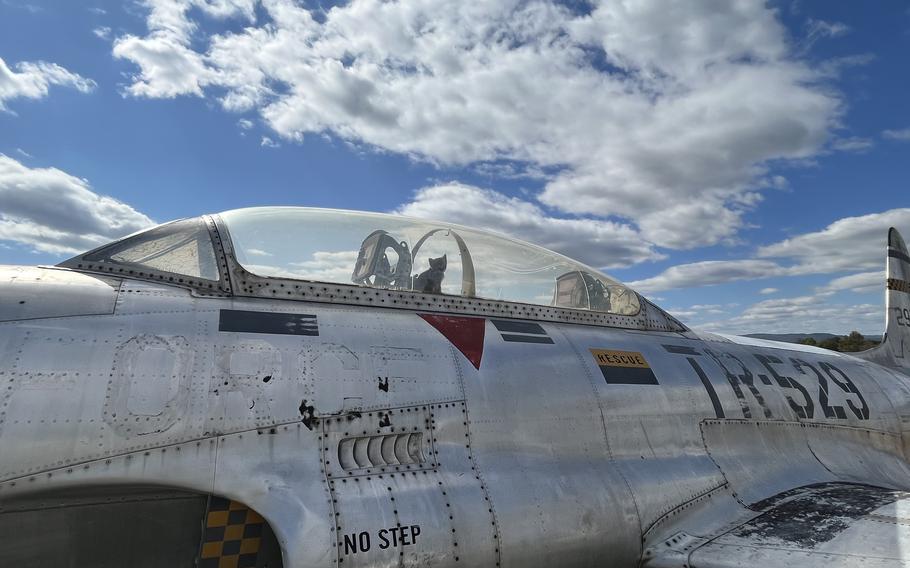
414,255,447,294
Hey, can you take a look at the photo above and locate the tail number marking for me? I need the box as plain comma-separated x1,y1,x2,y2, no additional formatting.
663,345,869,422
895,307,910,328
755,354,814,419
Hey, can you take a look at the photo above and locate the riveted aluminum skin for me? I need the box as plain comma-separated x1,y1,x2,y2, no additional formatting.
2,213,910,568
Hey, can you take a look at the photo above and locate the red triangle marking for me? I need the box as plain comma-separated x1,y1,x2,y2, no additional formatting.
419,314,485,370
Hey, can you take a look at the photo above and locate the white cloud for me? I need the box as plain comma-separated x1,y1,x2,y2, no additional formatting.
768,175,789,190
2,1,43,13
697,294,881,335
759,287,778,295
668,308,698,319
15,148,32,159
815,53,875,79
113,33,214,98
291,250,359,282
883,128,910,141
111,0,847,249
800,19,850,53
93,26,112,40
628,259,784,293
665,303,735,326
112,0,257,99
758,208,910,274
830,136,873,153
260,136,280,148
395,183,662,269
242,250,359,282
237,118,254,130
0,155,153,255
0,56,95,112
808,19,850,37
820,271,882,294
628,209,909,292
472,162,550,181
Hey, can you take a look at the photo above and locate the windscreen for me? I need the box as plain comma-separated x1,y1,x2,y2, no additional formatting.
82,218,220,281
220,207,640,315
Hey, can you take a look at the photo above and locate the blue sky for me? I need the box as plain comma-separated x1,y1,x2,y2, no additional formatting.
0,0,908,335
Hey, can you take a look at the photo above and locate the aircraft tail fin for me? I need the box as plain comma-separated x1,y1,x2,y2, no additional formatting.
857,227,910,370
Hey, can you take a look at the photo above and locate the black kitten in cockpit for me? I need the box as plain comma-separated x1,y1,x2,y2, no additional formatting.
414,255,447,294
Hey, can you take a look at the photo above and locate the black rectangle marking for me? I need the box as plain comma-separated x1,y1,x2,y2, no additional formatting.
662,344,699,355
889,249,910,264
597,365,659,385
501,334,555,344
219,310,318,336
491,318,553,344
491,319,546,334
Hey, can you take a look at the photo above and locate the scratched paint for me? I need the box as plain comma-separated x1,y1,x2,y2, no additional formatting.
734,484,901,548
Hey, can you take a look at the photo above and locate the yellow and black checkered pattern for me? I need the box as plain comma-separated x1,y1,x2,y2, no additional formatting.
198,497,264,568
888,277,910,294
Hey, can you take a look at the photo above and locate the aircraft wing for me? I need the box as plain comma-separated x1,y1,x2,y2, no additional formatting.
647,483,910,568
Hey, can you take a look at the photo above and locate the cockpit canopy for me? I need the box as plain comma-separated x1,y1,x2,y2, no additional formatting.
63,207,642,316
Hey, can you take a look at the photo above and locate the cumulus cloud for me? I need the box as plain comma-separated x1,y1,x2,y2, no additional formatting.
667,303,734,325
111,0,258,98
628,260,784,293
758,208,910,274
820,271,882,294
697,294,881,335
0,155,153,255
628,209,908,292
0,56,95,112
238,250,361,282
291,250,359,282
111,0,846,249
395,183,662,269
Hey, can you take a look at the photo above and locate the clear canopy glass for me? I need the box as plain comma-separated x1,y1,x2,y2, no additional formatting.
220,207,640,315
80,217,220,281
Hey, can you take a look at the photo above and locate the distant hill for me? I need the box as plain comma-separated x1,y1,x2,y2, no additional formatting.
743,332,883,353
745,333,883,343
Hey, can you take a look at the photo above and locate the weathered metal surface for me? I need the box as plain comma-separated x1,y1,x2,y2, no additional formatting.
857,228,910,370
0,265,120,322
2,211,910,567
683,484,910,568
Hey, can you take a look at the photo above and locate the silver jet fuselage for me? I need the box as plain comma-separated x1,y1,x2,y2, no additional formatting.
1,210,909,568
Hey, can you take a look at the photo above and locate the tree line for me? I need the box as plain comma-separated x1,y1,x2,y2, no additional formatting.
798,331,879,352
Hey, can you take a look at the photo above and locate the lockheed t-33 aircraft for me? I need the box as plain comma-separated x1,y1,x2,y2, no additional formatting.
1,206,910,568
